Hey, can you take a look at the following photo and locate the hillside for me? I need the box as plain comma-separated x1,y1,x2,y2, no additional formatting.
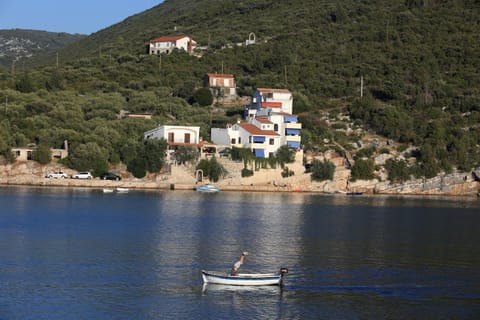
0,29,85,69
0,0,479,182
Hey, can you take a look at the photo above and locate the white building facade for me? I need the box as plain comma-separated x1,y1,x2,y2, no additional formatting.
149,35,197,55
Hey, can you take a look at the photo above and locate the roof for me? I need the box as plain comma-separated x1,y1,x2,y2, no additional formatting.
150,35,189,43
207,73,234,78
239,123,279,136
257,88,291,94
261,101,282,108
255,117,273,124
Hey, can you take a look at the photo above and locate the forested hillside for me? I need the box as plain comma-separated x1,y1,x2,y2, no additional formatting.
0,0,479,179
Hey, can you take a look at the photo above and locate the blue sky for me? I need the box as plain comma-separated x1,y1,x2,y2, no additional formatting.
0,0,163,35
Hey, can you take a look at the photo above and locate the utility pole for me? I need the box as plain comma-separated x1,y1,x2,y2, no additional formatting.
360,75,364,98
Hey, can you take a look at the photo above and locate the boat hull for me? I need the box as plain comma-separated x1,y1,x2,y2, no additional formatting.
195,185,220,193
201,270,284,286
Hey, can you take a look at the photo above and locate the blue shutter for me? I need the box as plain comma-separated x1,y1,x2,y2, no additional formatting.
284,116,298,123
286,129,301,135
252,136,266,143
287,141,300,148
254,149,265,158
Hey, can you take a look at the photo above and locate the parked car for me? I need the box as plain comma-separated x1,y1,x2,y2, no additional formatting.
72,172,93,179
99,172,121,181
46,171,68,179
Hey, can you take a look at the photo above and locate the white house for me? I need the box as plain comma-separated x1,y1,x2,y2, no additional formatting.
247,88,293,116
144,124,204,163
149,35,197,55
211,107,302,159
144,125,201,145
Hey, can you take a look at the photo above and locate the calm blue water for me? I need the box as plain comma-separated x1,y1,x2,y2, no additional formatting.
0,186,479,319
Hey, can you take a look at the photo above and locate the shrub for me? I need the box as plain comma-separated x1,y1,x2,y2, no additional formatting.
241,168,254,177
31,144,52,165
311,159,335,181
193,88,213,106
351,158,375,180
281,166,295,178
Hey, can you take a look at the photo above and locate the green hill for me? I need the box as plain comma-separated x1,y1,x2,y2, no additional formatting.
0,29,85,69
0,0,479,179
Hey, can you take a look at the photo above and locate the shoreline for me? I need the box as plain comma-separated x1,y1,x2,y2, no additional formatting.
1,178,478,199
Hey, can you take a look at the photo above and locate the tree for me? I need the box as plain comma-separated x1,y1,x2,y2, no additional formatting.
31,144,52,165
311,159,336,181
143,138,167,172
275,145,296,168
175,146,199,164
195,156,227,182
127,158,146,178
15,71,35,93
385,159,410,183
351,159,375,180
193,88,213,106
68,142,109,173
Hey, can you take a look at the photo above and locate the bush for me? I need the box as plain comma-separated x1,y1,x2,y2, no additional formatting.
127,158,146,178
31,144,52,165
193,88,213,106
385,159,410,183
311,159,335,181
281,166,295,178
196,156,227,182
351,158,375,180
241,168,254,177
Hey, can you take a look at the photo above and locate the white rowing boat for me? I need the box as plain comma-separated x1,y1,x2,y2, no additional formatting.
201,268,288,286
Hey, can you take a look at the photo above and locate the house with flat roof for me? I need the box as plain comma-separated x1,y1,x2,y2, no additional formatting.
204,73,236,98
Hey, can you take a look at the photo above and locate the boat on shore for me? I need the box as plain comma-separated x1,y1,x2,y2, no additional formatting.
103,188,114,193
195,184,221,193
116,188,129,193
201,268,288,286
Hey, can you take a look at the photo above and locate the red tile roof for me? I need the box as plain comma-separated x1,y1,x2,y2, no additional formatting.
261,101,282,108
239,123,279,136
257,88,291,94
150,35,188,43
207,73,234,78
255,117,273,124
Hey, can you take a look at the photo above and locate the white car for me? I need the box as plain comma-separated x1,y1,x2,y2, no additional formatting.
72,172,93,179
46,171,68,179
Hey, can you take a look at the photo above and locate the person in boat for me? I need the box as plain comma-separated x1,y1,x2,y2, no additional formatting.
231,251,248,276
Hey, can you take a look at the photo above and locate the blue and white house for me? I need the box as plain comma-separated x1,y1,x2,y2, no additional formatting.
211,88,301,158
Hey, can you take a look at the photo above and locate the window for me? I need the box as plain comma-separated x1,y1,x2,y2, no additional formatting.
184,133,191,143
231,138,236,144
274,124,279,132
269,138,274,145
238,137,241,143
168,132,174,143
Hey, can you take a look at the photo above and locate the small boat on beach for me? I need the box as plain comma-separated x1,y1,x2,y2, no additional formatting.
116,188,129,193
201,268,288,286
103,188,114,193
346,191,363,196
195,184,220,193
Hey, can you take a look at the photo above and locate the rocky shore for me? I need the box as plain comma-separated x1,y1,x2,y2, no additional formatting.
0,159,479,197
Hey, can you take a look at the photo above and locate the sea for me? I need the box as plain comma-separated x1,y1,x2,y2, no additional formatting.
0,186,479,320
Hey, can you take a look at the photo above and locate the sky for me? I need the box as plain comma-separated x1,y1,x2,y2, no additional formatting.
0,0,163,35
